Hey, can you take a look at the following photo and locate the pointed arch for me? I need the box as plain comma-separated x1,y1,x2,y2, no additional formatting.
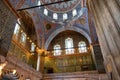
45,26,91,49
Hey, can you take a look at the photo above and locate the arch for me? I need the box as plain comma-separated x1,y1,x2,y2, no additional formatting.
18,10,38,44
26,9,45,47
45,26,91,49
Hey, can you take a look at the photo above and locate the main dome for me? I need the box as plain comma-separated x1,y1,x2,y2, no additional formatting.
38,0,83,24
41,0,81,12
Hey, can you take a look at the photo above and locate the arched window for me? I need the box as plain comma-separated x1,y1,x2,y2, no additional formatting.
31,43,36,52
14,19,20,39
65,37,74,54
63,13,68,20
38,0,41,8
20,32,26,46
72,9,77,17
14,23,20,35
30,43,36,55
54,44,61,56
78,41,87,53
44,9,48,16
53,13,58,20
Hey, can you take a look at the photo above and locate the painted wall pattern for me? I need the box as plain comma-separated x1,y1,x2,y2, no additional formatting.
8,0,93,48
0,0,17,56
41,0,81,12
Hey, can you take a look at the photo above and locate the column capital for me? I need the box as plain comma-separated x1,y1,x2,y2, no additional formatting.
36,48,47,57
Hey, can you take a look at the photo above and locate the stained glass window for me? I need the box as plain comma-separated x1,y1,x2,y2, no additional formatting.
14,19,21,40
14,23,20,35
78,41,87,53
20,32,26,46
63,13,68,20
65,37,74,54
53,13,58,20
72,9,77,17
54,44,61,56
44,9,48,16
31,43,36,52
38,0,41,8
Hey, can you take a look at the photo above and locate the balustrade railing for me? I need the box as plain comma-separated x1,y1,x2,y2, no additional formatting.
44,48,96,73
47,47,91,57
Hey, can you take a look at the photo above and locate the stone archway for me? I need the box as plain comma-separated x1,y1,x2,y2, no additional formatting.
45,26,91,49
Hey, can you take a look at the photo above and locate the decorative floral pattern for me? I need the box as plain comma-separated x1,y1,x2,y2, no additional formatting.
41,0,81,12
0,0,16,56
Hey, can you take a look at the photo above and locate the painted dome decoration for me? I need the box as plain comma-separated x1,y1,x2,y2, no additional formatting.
38,0,83,24
41,0,80,12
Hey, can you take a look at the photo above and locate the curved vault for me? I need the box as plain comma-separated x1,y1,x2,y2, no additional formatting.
45,26,91,49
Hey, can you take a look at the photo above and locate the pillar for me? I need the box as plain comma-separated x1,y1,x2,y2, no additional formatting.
92,44,105,73
36,54,40,71
87,0,120,79
36,48,45,73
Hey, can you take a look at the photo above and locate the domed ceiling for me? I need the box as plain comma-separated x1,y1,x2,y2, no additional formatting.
39,0,83,24
8,0,93,47
41,0,80,12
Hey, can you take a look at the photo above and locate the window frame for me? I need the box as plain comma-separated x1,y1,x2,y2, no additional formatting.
44,9,48,16
78,41,87,53
65,37,74,54
54,44,61,56
20,32,26,46
53,13,58,20
63,13,68,20
72,9,77,17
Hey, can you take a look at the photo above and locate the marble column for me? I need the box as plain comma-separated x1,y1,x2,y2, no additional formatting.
87,0,120,79
36,54,40,71
36,48,45,73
